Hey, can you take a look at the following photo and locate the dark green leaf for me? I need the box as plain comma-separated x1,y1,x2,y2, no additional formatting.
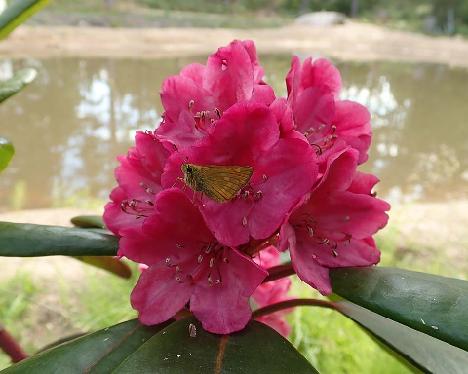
114,317,317,373
0,222,118,257
0,0,49,40
331,267,468,351
73,256,132,279
3,318,316,373
70,215,105,229
2,319,171,373
0,138,14,172
335,300,468,374
0,68,37,103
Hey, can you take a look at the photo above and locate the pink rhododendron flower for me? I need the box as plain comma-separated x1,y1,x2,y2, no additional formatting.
120,188,267,334
157,40,275,150
280,146,390,294
104,39,390,334
103,131,170,235
284,56,371,164
253,246,292,337
162,102,318,247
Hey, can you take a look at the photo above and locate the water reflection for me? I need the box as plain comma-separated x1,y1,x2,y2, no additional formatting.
0,57,467,210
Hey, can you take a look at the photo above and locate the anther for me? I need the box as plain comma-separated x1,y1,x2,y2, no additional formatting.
254,191,263,201
262,174,268,182
208,276,213,285
197,254,203,264
214,108,221,118
175,265,181,272
215,279,221,284
221,59,228,71
332,249,338,257
242,190,250,199
175,275,182,282
209,257,215,268
307,226,314,237
165,257,171,265
223,257,229,263
188,99,194,109
176,243,184,248
242,216,248,226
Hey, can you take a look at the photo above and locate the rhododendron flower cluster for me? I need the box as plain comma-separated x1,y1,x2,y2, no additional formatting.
104,40,390,335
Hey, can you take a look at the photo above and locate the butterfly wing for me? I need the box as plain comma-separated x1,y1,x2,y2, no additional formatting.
196,165,253,203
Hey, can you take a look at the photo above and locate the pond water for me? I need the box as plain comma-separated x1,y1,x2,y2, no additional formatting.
0,56,467,211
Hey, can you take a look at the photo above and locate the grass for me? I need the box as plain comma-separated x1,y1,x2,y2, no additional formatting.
0,212,464,371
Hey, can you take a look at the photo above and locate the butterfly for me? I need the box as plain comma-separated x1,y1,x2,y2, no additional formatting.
181,163,253,203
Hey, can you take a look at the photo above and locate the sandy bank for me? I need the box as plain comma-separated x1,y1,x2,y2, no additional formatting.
1,21,468,67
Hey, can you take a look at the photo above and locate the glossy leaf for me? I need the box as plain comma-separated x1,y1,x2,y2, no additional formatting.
70,215,105,229
2,319,170,373
0,138,14,172
331,267,468,351
0,222,118,257
335,300,468,374
114,317,317,373
0,68,37,103
0,0,49,40
3,318,316,373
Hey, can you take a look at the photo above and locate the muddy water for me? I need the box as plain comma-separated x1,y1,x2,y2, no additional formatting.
0,56,467,210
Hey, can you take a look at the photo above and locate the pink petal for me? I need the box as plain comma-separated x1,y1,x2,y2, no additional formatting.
190,249,267,334
293,87,335,134
131,264,192,325
204,40,255,108
333,100,372,164
301,57,342,96
290,232,332,295
311,237,380,268
257,315,291,337
248,138,317,240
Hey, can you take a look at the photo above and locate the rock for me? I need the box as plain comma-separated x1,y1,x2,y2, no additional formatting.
294,11,346,27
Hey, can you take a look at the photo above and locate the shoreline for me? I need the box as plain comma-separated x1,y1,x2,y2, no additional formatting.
1,22,468,67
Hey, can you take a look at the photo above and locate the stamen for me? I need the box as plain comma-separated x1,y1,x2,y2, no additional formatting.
307,226,314,237
214,108,221,118
242,216,248,226
188,99,194,109
165,257,171,265
197,254,203,264
254,191,263,201
332,249,338,257
209,257,215,268
221,59,228,71
262,174,268,182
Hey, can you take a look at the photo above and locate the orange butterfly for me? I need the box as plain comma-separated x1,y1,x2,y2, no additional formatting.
181,163,253,203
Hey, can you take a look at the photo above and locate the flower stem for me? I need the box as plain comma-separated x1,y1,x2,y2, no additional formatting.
263,261,295,283
0,325,27,363
252,298,336,319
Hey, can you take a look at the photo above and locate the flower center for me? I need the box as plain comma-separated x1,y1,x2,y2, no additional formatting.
164,242,229,286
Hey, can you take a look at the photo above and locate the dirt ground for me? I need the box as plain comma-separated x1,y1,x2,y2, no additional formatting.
2,21,468,67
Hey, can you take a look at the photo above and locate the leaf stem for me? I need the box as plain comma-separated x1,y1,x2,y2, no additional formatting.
0,325,27,362
263,261,295,283
252,298,336,319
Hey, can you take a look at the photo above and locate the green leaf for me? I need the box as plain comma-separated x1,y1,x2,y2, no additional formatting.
0,222,118,257
0,68,37,103
3,318,316,373
2,319,171,373
114,317,317,373
335,300,468,374
70,215,105,229
331,267,468,351
0,138,14,172
0,0,49,40
73,256,132,279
